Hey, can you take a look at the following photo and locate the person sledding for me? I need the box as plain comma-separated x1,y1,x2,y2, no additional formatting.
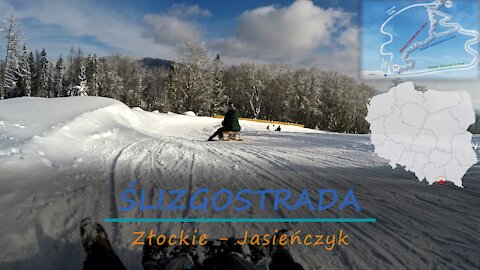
208,102,242,141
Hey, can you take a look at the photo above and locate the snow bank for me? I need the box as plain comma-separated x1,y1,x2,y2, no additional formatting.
0,96,320,164
0,96,119,142
183,111,196,117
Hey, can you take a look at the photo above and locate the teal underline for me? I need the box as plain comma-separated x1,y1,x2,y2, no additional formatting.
103,218,376,223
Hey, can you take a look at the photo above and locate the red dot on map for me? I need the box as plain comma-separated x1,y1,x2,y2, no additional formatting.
435,176,447,185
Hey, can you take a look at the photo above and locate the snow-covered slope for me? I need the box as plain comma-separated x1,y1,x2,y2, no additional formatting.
0,97,479,269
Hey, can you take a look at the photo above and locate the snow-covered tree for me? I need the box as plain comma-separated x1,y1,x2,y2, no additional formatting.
110,70,124,100
141,68,165,111
36,48,49,97
97,59,111,97
47,62,55,97
67,47,82,92
135,71,144,107
17,44,32,97
54,56,66,97
178,38,213,114
0,61,5,98
210,54,227,115
2,13,22,98
86,54,99,96
245,64,263,119
28,51,36,96
167,61,180,112
73,64,88,96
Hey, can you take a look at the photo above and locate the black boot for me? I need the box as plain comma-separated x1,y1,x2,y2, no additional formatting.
207,128,224,141
80,217,127,270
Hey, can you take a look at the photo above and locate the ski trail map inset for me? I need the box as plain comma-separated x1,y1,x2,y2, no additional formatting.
361,0,479,79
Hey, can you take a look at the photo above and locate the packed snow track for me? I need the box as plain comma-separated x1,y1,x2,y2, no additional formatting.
0,97,479,269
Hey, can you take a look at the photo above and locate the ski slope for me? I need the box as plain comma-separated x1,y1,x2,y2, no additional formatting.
0,97,479,269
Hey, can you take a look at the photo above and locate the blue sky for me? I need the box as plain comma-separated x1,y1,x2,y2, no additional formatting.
1,0,479,106
0,0,359,70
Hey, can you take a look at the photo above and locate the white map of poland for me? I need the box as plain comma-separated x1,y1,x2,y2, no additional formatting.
366,82,477,187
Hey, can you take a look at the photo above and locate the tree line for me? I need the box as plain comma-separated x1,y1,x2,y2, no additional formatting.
0,13,390,134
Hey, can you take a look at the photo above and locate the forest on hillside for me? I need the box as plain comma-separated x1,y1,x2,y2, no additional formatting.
1,14,478,134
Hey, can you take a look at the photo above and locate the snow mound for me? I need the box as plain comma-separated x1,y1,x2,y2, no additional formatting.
184,111,196,116
0,96,320,160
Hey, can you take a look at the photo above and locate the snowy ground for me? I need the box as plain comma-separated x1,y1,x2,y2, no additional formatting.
0,97,479,270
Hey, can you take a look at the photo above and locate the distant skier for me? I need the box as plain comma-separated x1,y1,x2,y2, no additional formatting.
275,125,281,131
266,125,270,130
207,103,241,141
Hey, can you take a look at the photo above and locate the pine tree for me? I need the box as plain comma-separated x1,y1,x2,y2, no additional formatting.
167,61,180,112
0,61,5,98
17,44,32,97
54,56,66,97
28,51,37,96
97,59,111,97
36,48,49,97
73,64,88,96
2,13,21,98
67,47,82,93
141,70,158,111
86,54,99,96
135,71,144,107
110,71,124,100
47,62,55,97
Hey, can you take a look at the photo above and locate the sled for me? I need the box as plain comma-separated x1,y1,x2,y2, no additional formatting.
221,131,243,141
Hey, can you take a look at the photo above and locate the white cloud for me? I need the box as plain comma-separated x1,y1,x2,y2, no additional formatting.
167,4,212,18
338,27,359,49
211,1,351,58
143,14,201,46
297,25,360,75
142,4,212,47
209,0,360,75
238,1,347,52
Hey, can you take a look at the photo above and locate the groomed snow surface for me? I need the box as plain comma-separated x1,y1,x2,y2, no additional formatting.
0,97,479,269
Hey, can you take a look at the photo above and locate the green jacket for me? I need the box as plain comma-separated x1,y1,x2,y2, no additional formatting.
222,109,241,132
